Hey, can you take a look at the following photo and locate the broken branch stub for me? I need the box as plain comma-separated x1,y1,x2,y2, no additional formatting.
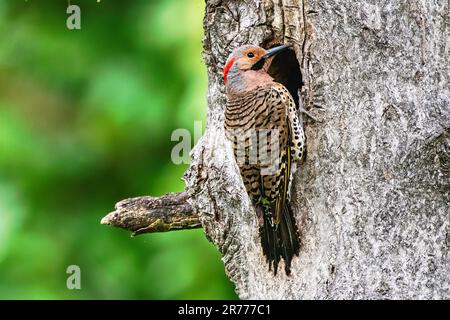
101,192,201,236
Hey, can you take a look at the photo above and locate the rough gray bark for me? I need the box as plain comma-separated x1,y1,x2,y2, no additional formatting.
102,0,449,299
184,0,450,299
101,192,200,235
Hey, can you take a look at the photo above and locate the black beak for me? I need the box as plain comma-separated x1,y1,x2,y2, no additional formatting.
262,44,292,59
251,44,292,71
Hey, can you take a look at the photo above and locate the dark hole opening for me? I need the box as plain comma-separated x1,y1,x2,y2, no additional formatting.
267,45,303,111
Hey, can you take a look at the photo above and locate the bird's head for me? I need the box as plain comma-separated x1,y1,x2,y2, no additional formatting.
223,44,291,95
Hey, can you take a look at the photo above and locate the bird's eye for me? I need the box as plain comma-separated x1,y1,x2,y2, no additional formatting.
247,52,255,58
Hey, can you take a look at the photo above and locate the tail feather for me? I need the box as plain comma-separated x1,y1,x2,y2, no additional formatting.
259,202,300,275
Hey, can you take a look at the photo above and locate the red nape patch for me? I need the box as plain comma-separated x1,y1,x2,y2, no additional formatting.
223,57,235,83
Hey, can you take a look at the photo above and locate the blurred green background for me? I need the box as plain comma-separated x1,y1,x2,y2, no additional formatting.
0,0,237,299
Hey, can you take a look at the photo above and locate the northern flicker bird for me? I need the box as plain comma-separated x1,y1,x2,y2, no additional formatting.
223,44,305,275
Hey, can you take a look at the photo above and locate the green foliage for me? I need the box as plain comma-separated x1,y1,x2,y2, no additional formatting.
0,1,236,299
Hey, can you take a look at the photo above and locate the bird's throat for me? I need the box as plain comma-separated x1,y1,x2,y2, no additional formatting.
226,70,274,96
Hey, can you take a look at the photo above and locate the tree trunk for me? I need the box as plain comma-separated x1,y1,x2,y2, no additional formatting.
184,0,450,299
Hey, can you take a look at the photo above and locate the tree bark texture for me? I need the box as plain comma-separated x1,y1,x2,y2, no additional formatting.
183,0,450,299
